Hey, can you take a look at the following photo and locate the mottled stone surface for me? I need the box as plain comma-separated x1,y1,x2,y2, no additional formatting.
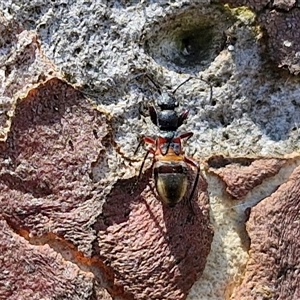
0,219,94,300
1,1,300,300
206,156,286,199
219,0,300,74
273,0,297,11
0,78,108,254
220,0,297,12
0,76,213,299
0,77,113,298
231,165,300,299
0,19,58,141
259,9,300,74
220,0,270,11
95,174,213,300
1,1,300,157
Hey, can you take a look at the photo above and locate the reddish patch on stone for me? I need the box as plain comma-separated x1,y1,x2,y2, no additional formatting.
206,156,286,199
0,77,115,297
0,77,213,299
93,170,214,300
231,165,300,299
0,78,108,244
0,218,94,299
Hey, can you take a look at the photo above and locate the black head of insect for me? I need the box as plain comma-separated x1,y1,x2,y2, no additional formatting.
145,75,192,134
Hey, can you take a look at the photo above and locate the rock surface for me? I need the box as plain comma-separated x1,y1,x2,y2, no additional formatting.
0,219,95,300
206,156,287,199
220,0,300,74
231,165,300,300
0,67,213,299
0,1,300,300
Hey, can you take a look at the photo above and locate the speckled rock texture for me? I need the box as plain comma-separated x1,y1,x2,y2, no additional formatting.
0,20,57,140
0,73,214,299
206,156,287,199
220,0,300,74
231,165,300,300
96,174,213,300
1,0,300,300
260,9,300,74
0,219,95,300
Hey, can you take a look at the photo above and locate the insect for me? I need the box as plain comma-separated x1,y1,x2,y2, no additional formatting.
135,75,211,208
137,133,200,208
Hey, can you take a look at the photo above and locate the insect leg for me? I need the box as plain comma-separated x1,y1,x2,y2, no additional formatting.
184,156,200,212
137,150,151,181
178,110,189,127
134,138,144,155
179,132,194,142
132,143,155,195
136,137,156,181
148,105,158,126
199,75,213,103
134,135,156,155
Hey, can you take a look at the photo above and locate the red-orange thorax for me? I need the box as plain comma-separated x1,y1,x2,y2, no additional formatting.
154,137,184,162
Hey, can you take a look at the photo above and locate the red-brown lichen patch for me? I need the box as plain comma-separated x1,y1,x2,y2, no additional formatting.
230,164,300,299
0,218,94,300
0,77,109,254
93,171,214,300
206,156,286,199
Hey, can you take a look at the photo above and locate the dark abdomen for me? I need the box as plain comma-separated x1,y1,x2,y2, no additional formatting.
153,161,188,207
